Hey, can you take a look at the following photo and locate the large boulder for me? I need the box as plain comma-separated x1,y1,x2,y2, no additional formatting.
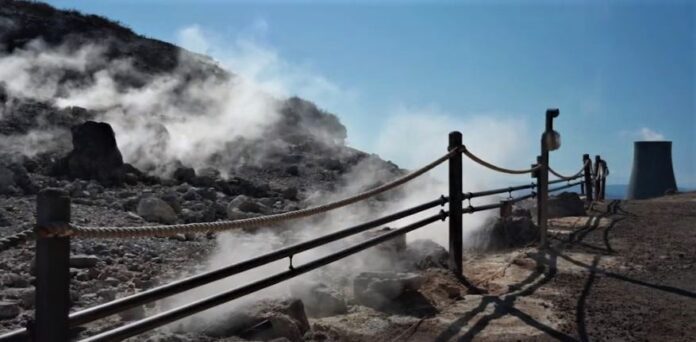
360,228,406,256
290,282,347,318
402,239,449,270
547,192,586,218
0,166,16,195
0,163,37,195
227,195,267,214
0,301,20,320
172,166,195,184
203,299,310,342
137,196,177,224
0,208,11,226
469,216,539,251
353,272,425,309
54,121,129,186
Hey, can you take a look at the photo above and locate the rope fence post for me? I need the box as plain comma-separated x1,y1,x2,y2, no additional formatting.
537,108,558,248
583,154,593,203
536,155,548,247
35,188,72,342
594,155,601,201
448,131,463,277
600,160,607,200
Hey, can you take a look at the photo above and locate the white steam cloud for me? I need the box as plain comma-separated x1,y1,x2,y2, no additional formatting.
638,127,665,141
1,18,540,333
373,105,533,246
176,24,351,109
0,38,282,173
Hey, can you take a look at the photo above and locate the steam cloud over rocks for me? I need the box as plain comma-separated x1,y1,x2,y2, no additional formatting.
0,2,549,341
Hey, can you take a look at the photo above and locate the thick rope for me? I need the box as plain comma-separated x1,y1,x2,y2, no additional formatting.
67,148,460,239
0,229,35,252
461,145,541,175
548,160,590,180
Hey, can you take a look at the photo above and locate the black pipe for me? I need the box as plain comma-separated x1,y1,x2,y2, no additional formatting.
463,182,536,200
548,181,583,193
548,173,583,186
463,202,504,213
68,196,446,326
79,211,447,342
510,191,536,203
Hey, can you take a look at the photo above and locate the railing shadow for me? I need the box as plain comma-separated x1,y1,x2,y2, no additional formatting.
432,199,687,341
575,255,599,342
434,249,577,342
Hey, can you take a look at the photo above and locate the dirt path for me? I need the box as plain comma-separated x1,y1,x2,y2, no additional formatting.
394,192,696,341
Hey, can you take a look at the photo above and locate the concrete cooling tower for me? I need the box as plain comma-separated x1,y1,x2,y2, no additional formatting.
626,141,678,199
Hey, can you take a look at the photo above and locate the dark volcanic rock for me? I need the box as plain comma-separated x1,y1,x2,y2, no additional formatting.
0,163,37,195
470,216,540,251
353,272,425,309
0,301,20,320
137,196,177,224
204,299,310,342
0,166,16,195
0,208,11,226
548,192,586,218
173,166,195,184
290,282,347,318
403,239,449,270
54,121,128,186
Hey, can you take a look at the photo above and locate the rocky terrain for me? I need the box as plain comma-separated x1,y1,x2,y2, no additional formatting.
3,2,693,342
0,1,415,340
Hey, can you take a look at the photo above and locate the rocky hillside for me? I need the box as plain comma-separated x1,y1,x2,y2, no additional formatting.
0,0,400,196
0,2,435,340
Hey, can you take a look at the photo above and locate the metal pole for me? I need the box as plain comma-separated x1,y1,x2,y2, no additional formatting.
594,155,601,201
538,109,557,248
448,131,463,276
600,160,607,200
583,154,593,202
536,155,547,247
35,188,71,342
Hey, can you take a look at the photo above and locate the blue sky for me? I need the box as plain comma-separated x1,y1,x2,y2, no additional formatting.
45,0,695,186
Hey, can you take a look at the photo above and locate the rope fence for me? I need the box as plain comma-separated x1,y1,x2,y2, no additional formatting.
549,159,590,180
52,148,460,239
461,145,542,175
0,120,611,342
0,228,34,252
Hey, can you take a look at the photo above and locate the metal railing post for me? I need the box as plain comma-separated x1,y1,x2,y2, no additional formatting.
35,188,71,342
536,155,548,247
600,160,607,200
448,131,463,277
594,155,601,201
583,154,593,202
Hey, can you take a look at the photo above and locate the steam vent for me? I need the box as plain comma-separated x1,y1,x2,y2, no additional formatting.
627,141,678,199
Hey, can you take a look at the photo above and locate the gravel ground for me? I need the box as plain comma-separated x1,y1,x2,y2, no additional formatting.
391,192,696,341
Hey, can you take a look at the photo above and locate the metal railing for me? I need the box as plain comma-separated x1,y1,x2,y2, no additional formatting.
0,108,610,342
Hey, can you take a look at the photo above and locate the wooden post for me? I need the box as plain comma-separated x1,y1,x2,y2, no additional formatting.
594,155,601,201
536,155,548,247
448,131,463,277
583,154,593,202
500,200,513,218
600,160,607,200
35,188,71,342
